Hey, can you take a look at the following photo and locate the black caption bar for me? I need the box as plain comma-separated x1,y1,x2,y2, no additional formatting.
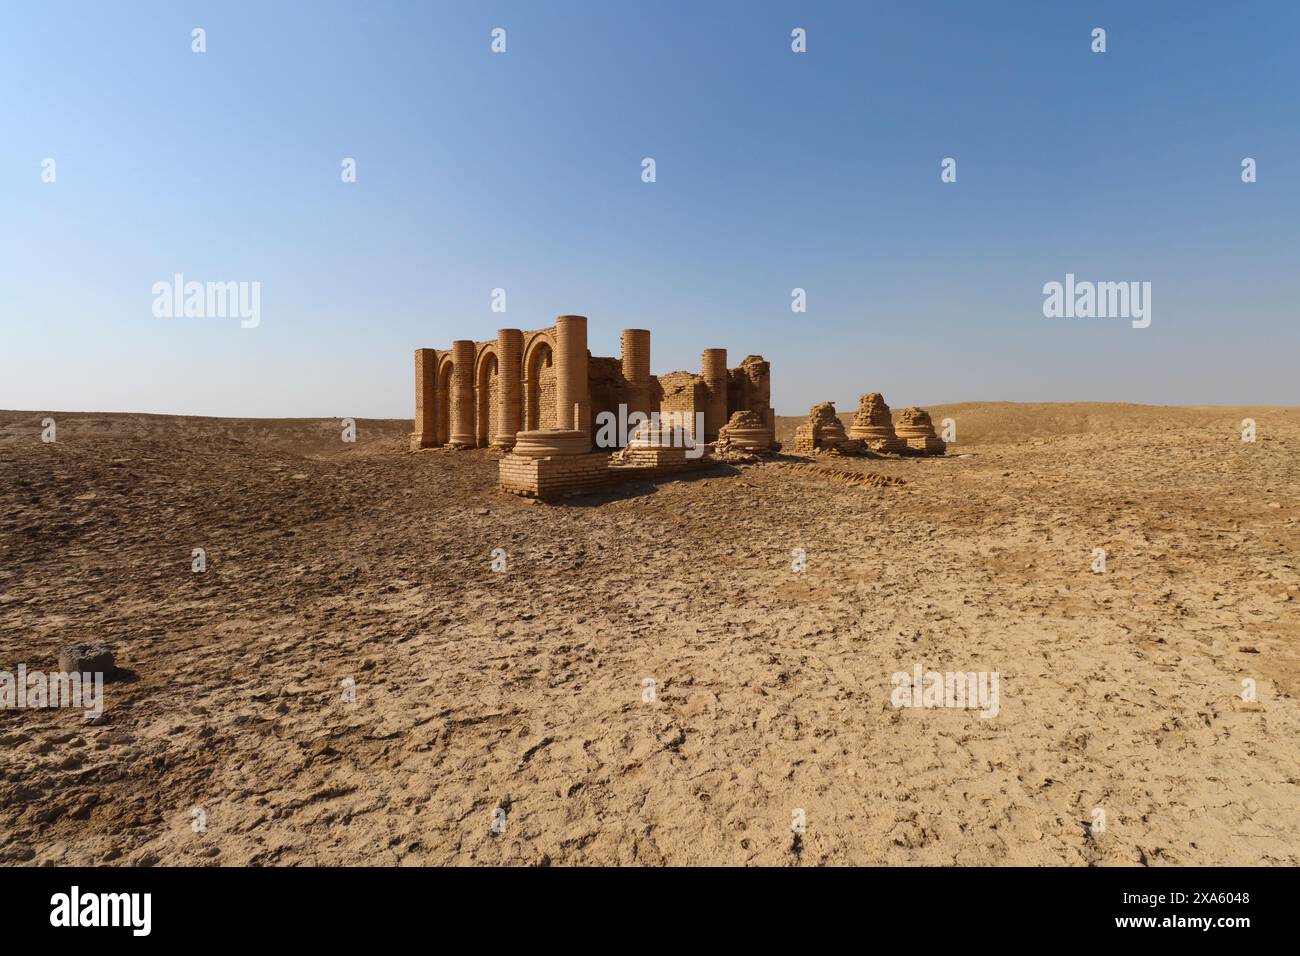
0,865,1278,943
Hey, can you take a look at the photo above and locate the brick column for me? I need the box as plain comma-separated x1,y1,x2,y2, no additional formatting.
620,328,651,431
620,329,650,386
449,339,476,448
494,328,523,449
411,348,438,448
554,315,590,448
702,348,728,441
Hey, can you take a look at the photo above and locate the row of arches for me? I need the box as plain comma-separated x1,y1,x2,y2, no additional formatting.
434,334,558,447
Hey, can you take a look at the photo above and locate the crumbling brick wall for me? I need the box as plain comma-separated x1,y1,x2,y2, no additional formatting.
655,371,706,441
538,363,556,429
588,356,627,443
728,355,774,442
487,374,499,445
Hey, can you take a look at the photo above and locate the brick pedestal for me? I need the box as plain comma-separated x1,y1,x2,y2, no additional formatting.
499,451,610,499
621,446,688,468
901,434,947,454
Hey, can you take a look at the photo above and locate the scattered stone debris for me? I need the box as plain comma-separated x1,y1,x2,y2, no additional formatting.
58,643,115,675
803,464,906,489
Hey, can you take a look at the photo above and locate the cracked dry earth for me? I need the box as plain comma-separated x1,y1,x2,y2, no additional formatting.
1,403,1298,866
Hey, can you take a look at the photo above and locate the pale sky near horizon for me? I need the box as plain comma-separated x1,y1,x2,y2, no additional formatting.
3,1,1298,418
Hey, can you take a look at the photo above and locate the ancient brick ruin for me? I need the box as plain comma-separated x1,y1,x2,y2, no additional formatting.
793,402,852,455
848,392,909,454
795,393,946,457
894,407,947,454
411,318,949,497
716,409,773,455
411,316,776,498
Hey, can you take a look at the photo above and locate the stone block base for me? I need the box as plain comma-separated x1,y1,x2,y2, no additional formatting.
903,436,946,455
718,428,772,453
620,446,690,468
608,457,714,482
861,437,908,455
410,433,438,450
793,428,850,456
499,451,610,499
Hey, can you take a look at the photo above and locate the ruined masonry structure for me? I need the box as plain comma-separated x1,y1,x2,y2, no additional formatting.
411,316,776,498
617,418,691,468
716,409,772,453
793,402,853,454
894,407,947,454
848,392,908,454
793,394,945,457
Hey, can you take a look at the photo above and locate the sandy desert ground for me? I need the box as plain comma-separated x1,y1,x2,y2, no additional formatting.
1,402,1298,866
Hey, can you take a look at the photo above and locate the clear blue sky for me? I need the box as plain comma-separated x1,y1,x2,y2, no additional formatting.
3,1,1297,417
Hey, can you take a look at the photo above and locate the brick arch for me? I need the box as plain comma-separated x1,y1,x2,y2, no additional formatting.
474,345,499,449
523,333,556,431
435,353,454,445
